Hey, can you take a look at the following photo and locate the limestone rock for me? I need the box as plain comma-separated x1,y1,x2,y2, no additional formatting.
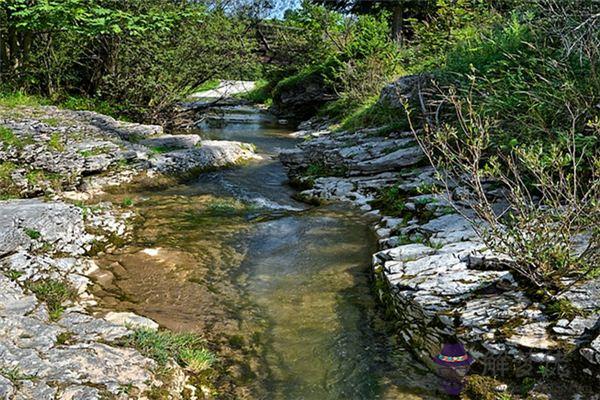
141,134,201,150
104,311,159,331
150,140,257,174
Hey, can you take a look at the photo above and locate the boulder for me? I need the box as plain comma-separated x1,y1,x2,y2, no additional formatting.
377,74,431,109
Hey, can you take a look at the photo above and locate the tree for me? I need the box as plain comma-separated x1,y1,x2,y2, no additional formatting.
310,0,436,42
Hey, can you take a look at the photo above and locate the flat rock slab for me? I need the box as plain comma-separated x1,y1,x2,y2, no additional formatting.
150,140,257,174
141,134,200,150
0,199,90,255
189,80,255,100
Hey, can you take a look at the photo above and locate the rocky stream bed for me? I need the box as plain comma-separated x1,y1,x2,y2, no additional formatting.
1,82,599,400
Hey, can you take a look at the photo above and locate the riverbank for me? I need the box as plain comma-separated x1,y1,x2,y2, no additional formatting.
0,102,258,399
278,79,600,399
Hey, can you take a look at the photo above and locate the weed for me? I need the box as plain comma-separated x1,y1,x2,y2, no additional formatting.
0,366,35,386
42,117,60,127
24,228,41,240
0,127,21,149
546,298,583,320
121,197,134,207
179,348,217,373
27,279,76,321
4,270,24,281
48,133,65,152
56,331,74,345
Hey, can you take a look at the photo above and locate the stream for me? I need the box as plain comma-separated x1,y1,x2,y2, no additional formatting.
92,106,442,399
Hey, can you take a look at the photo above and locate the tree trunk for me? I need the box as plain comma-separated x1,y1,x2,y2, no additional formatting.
391,5,404,44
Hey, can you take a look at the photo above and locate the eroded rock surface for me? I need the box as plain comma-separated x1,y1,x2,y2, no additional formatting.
0,199,185,399
280,125,600,386
0,104,257,198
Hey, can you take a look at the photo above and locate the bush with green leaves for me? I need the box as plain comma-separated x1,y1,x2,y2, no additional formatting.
0,0,261,122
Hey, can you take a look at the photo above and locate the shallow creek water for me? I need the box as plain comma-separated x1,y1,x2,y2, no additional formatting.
92,108,442,399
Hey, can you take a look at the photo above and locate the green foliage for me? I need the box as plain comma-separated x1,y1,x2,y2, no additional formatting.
127,328,217,373
59,96,127,119
239,79,271,104
121,197,134,207
546,299,583,320
179,348,217,373
24,228,41,240
370,185,406,217
0,127,20,149
0,91,46,107
27,279,76,321
0,1,261,122
48,133,64,152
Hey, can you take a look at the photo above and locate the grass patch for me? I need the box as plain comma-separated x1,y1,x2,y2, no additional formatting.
79,147,110,157
336,97,409,133
369,185,407,217
0,161,19,198
0,366,35,387
58,95,128,120
239,79,271,105
179,348,217,374
0,91,46,107
24,228,41,240
193,79,221,92
42,117,60,127
0,126,21,149
121,197,134,207
56,331,75,345
126,328,217,373
48,132,65,152
150,146,174,154
0,161,16,181
27,279,76,321
546,298,583,320
4,270,24,281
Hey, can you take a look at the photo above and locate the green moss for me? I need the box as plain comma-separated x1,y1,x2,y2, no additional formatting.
27,279,76,321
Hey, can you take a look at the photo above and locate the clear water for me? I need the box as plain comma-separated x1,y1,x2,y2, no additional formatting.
94,109,442,399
